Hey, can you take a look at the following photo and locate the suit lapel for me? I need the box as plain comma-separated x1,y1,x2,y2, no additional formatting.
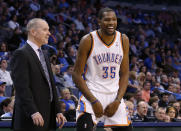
25,44,49,84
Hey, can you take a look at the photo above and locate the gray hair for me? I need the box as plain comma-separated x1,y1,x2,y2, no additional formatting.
26,18,46,32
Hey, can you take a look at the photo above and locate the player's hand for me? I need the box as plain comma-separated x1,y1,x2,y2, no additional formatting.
31,112,44,127
104,100,120,117
92,100,104,118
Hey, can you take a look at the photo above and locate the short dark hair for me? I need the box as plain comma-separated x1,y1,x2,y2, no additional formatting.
98,7,114,19
161,92,169,98
148,97,158,106
0,98,11,108
124,93,134,101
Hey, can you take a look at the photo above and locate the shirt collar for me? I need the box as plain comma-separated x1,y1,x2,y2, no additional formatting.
27,40,40,51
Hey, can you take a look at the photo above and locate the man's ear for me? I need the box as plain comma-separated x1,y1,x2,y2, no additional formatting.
30,28,36,37
98,19,101,26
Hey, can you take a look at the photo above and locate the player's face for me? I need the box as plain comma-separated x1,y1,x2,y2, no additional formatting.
99,11,117,36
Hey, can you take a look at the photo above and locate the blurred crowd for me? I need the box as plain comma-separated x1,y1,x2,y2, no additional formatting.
0,0,181,123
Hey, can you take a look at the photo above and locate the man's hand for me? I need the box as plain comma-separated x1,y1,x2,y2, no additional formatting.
31,112,44,127
92,100,104,118
104,100,120,117
56,113,66,129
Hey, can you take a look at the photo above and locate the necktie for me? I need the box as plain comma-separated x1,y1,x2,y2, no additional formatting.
38,49,53,101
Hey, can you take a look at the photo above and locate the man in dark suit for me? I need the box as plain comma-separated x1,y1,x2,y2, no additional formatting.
11,18,65,131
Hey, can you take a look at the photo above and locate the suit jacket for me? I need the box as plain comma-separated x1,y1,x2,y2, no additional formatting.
11,44,61,131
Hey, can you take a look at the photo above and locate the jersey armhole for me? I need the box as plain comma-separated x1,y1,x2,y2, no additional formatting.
121,33,124,54
87,33,93,58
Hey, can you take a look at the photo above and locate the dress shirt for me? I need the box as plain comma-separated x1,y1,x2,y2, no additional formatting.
27,40,40,60
0,69,13,86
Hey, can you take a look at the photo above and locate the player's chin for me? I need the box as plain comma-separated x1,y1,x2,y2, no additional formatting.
106,30,115,36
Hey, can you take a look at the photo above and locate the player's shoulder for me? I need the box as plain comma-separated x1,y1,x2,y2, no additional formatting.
118,32,129,52
78,33,93,54
122,34,129,41
116,30,128,41
80,33,93,46
81,33,92,41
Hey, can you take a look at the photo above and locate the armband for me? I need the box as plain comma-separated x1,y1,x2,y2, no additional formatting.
91,99,98,105
116,98,121,103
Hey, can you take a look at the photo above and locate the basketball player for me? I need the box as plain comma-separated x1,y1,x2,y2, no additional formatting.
72,7,131,131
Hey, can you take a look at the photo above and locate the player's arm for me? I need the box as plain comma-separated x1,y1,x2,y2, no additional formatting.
72,34,97,102
72,34,104,117
116,34,129,102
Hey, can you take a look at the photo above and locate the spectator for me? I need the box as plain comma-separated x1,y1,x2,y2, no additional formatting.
148,96,159,117
166,106,178,122
152,81,165,93
72,14,85,31
0,42,9,58
133,90,142,107
139,65,147,74
167,84,176,102
174,84,181,94
145,71,152,83
172,101,181,119
59,101,66,114
49,54,58,65
155,107,166,122
30,0,40,12
0,97,14,118
60,88,78,111
130,55,138,68
130,36,138,56
144,50,157,71
0,81,8,103
155,68,163,83
52,64,65,97
7,27,24,51
63,65,76,88
133,101,152,122
124,93,135,103
159,93,169,108
127,71,139,93
53,64,65,85
160,74,169,89
65,46,76,65
8,14,19,30
137,72,146,88
0,58,13,97
125,100,134,120
141,81,151,102
0,98,11,116
60,88,77,121
57,49,69,73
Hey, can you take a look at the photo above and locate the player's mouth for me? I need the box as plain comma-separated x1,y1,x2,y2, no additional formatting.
107,27,114,32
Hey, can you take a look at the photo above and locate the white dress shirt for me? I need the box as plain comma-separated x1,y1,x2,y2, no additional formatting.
0,69,13,86
27,40,40,60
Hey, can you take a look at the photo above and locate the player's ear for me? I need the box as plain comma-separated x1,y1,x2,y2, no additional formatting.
98,19,101,26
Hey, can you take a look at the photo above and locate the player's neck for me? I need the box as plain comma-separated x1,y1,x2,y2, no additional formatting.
98,29,115,44
98,29,115,38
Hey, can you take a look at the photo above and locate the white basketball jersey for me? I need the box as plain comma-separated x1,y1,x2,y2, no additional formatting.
85,30,124,93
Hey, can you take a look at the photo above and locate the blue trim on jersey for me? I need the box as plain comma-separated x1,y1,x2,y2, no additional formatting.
79,100,85,112
78,92,85,112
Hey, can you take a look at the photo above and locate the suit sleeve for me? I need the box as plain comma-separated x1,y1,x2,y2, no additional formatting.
11,50,38,117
